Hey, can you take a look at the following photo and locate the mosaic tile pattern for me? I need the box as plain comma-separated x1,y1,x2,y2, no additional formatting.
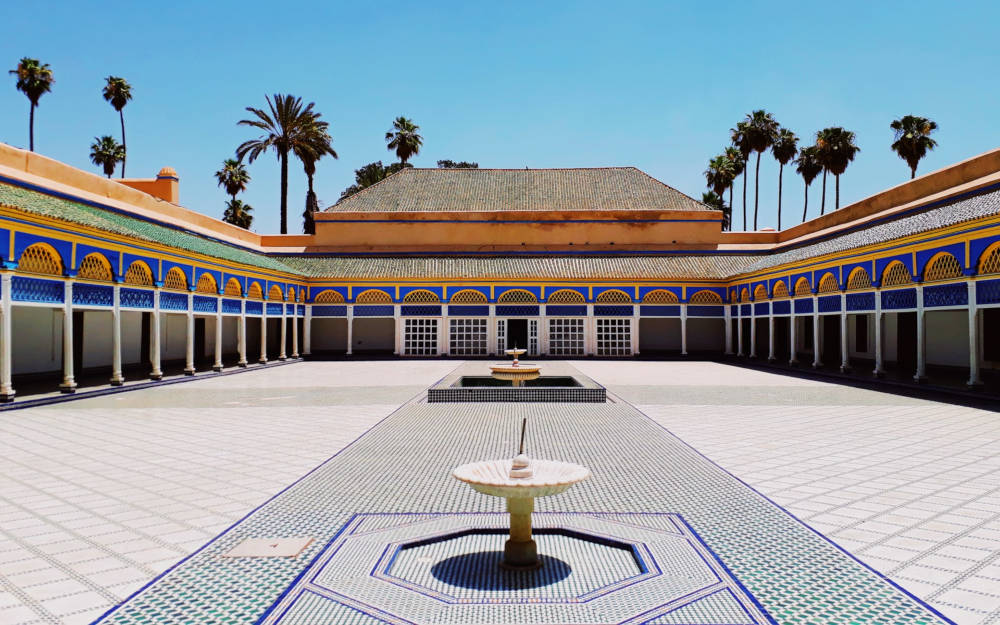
92,363,950,625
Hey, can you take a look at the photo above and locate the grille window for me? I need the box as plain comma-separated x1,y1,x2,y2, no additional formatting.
449,318,487,355
404,318,438,356
597,318,632,356
548,318,585,355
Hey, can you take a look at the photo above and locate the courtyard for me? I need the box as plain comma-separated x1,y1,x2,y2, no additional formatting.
0,361,996,625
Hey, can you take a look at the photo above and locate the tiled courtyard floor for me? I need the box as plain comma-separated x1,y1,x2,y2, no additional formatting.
0,360,997,624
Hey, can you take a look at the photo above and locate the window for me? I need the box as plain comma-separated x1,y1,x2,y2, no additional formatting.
548,318,585,355
597,318,632,356
404,318,438,355
449,319,487,355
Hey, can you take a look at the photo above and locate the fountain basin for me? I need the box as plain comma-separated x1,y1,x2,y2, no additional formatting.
453,459,590,499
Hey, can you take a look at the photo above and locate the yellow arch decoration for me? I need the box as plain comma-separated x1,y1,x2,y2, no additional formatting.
846,267,872,291
247,282,264,299
77,253,114,282
314,289,345,303
881,261,912,287
547,289,585,304
287,286,296,301
642,289,678,304
978,242,1000,275
922,252,963,282
794,277,812,296
772,282,789,299
403,289,440,303
268,284,284,300
196,273,218,294
124,261,154,286
497,289,537,303
18,243,64,276
753,284,768,300
688,290,722,304
817,272,839,293
739,287,750,302
449,289,487,304
355,289,393,304
163,267,189,291
596,289,632,304
224,278,243,297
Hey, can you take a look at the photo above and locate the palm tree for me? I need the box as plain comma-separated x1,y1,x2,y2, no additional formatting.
745,110,780,230
701,191,731,231
816,127,860,210
724,146,745,219
771,128,798,230
795,146,823,222
385,116,423,164
89,136,125,178
222,199,253,229
730,121,752,230
704,155,735,231
890,115,938,179
9,58,54,151
237,94,327,234
102,76,132,177
295,123,337,234
215,159,250,200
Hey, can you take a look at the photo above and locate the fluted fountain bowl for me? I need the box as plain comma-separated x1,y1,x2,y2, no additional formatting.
453,458,590,499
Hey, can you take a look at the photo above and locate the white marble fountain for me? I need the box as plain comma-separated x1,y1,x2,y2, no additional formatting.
489,347,541,387
452,418,590,569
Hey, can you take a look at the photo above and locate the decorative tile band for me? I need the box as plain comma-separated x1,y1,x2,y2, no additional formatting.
222,299,242,314
401,305,442,317
245,301,263,315
159,291,188,311
754,302,769,316
312,305,347,317
594,305,633,316
12,276,63,304
447,305,488,316
794,298,814,314
923,283,968,308
266,303,283,315
193,295,217,313
73,283,113,307
354,305,394,317
687,305,724,317
545,305,587,316
771,300,791,315
846,292,876,312
818,295,842,313
640,305,679,317
977,278,1000,305
881,288,917,310
496,305,539,317
120,288,154,309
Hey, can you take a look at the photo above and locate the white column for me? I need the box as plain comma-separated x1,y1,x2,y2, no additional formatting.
213,295,223,371
303,304,312,356
539,314,548,355
488,304,497,356
60,281,76,392
585,304,595,356
151,289,162,379
0,273,14,401
724,304,733,355
749,302,757,358
632,306,640,356
914,283,926,382
812,295,821,368
680,304,688,355
110,283,124,385
291,303,299,358
840,292,850,373
874,289,884,377
736,304,744,356
279,300,288,360
789,309,797,365
767,305,775,362
184,291,195,375
238,299,248,367
439,314,448,356
967,280,981,387
394,306,402,355
346,306,354,355
259,302,268,364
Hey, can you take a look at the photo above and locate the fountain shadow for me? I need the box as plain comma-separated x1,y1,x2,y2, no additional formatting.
430,551,571,590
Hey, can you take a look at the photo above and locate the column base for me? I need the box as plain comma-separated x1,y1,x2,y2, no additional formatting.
812,361,823,369
150,372,163,381
59,382,77,394
183,368,196,377
259,359,268,365
291,353,299,359
788,359,798,367
238,361,248,368
110,377,124,387
346,351,353,356
966,380,984,390
873,369,884,379
278,356,287,361
839,365,852,374
913,374,928,384
501,538,540,570
212,365,223,372
767,357,776,363
0,391,15,403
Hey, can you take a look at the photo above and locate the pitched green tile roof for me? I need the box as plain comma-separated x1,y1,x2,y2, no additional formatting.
273,254,755,280
0,182,296,273
327,167,712,213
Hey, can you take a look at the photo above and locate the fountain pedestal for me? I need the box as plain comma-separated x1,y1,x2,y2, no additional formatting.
504,496,537,568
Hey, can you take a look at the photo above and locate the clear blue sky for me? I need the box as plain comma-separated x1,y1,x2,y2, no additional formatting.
3,1,997,234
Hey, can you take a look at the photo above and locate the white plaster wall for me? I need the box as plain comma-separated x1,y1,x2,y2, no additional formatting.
353,318,394,352
795,317,814,354
82,311,113,368
926,310,969,367
312,318,347,351
12,306,62,375
161,313,187,361
884,313,898,361
688,318,725,352
121,311,143,365
222,317,239,356
848,313,874,358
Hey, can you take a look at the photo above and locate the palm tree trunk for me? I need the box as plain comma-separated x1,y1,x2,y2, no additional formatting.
753,152,761,231
280,150,289,234
119,110,126,178
820,170,827,216
29,103,35,152
835,174,840,210
777,162,783,231
802,182,808,222
728,185,734,232
911,166,916,180
742,171,747,230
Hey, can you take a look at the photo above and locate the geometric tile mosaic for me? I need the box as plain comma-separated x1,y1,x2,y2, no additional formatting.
260,512,775,624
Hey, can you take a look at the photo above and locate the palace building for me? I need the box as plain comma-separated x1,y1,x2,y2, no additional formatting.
0,141,999,401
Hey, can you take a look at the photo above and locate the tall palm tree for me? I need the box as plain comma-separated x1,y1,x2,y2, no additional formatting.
724,146,745,220
215,158,251,200
795,146,823,222
295,123,337,234
704,155,735,231
237,94,326,234
890,115,938,179
102,76,132,177
89,136,125,178
771,128,798,230
223,199,253,229
385,116,423,164
730,121,752,230
745,110,779,230
701,191,731,231
9,58,54,151
816,127,860,210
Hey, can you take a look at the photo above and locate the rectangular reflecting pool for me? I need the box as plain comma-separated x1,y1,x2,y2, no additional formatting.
427,372,605,403
453,376,583,388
